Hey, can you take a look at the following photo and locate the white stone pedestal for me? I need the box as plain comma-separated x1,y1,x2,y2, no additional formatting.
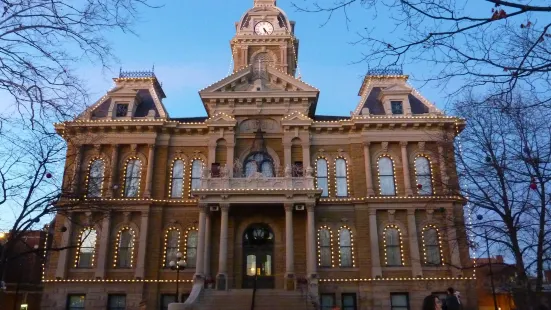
168,303,186,310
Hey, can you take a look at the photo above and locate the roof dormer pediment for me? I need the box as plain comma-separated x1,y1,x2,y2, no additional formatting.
379,84,412,96
205,112,237,127
281,111,313,126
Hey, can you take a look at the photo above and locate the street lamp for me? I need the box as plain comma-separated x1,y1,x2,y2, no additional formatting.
477,214,498,310
168,252,186,303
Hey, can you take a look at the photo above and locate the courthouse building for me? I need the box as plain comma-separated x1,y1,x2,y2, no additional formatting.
42,0,476,309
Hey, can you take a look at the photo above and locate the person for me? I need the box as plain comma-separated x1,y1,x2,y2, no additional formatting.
422,294,442,310
442,287,462,310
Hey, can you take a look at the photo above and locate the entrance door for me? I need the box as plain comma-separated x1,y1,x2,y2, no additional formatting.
242,223,275,289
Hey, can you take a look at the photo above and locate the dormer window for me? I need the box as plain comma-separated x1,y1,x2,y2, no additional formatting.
391,101,403,115
116,103,129,117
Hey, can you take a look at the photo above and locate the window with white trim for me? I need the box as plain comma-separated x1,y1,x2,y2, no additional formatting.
318,228,332,267
191,160,202,190
124,159,141,197
316,159,328,197
415,156,433,195
378,157,396,195
186,230,198,268
87,159,104,197
171,160,185,198
335,158,348,197
424,227,441,265
339,228,352,267
385,228,401,266
76,228,96,268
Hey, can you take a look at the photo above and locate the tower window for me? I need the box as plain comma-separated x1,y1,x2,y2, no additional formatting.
391,101,403,115
115,103,129,117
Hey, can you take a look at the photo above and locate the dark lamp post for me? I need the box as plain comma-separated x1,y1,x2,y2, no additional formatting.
169,252,186,303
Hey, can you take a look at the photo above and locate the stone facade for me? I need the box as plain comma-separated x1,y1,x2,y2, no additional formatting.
42,0,476,309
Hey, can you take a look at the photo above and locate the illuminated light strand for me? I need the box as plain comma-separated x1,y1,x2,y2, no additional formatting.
318,276,475,283
74,227,97,268
183,226,198,266
338,225,355,267
67,198,198,203
121,157,142,198
413,154,436,195
113,227,135,268
383,224,405,266
334,157,350,198
188,158,204,198
43,278,195,283
317,226,334,268
41,225,50,282
83,157,105,198
162,227,181,268
314,156,330,197
376,154,398,196
168,158,186,199
281,111,313,121
421,225,445,266
192,187,318,192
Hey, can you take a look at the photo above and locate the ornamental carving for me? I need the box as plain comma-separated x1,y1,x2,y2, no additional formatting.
238,118,279,133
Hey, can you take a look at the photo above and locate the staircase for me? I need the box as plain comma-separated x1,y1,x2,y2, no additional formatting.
195,289,315,310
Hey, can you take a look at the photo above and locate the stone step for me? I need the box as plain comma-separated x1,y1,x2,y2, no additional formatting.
197,289,314,310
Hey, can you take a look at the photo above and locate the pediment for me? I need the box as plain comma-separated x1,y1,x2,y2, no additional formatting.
108,87,139,97
380,84,412,94
199,65,319,94
281,111,313,125
205,112,237,126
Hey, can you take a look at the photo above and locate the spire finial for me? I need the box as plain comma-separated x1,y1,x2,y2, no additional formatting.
254,0,276,7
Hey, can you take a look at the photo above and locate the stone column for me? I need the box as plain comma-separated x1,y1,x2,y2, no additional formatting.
71,146,83,193
284,203,294,288
369,209,382,277
302,142,311,170
195,205,207,279
400,142,413,196
438,145,449,190
55,213,73,279
226,144,235,177
407,209,423,277
363,142,375,196
283,142,292,168
204,211,211,277
95,212,111,279
135,210,149,279
306,203,317,278
107,145,119,197
144,145,156,198
207,142,216,167
217,204,230,290
446,207,462,276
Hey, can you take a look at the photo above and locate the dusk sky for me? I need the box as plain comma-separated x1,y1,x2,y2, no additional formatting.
80,0,462,118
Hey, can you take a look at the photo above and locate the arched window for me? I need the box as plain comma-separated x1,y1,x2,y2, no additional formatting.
185,229,198,268
378,156,396,196
423,226,442,265
338,227,354,267
384,226,403,266
87,159,105,197
163,228,180,267
415,156,433,195
124,159,141,197
317,227,333,267
75,228,97,268
115,228,135,268
244,152,274,177
170,160,185,198
335,158,348,197
316,158,328,197
190,160,203,190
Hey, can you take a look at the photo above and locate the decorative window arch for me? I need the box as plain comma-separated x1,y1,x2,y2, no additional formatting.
170,159,185,198
377,156,397,196
315,158,329,197
383,225,404,266
86,158,105,198
162,227,181,267
75,227,97,268
244,152,274,177
414,155,434,195
335,158,349,197
184,227,199,268
114,227,135,268
422,225,444,265
338,226,355,267
317,226,333,267
122,158,141,197
190,159,203,193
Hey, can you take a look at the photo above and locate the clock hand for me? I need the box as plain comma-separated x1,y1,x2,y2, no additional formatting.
263,28,268,34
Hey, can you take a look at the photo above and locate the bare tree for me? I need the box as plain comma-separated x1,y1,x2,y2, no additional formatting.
452,94,551,309
292,0,551,108
0,0,156,127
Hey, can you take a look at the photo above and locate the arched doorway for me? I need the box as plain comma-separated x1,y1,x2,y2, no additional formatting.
242,223,275,289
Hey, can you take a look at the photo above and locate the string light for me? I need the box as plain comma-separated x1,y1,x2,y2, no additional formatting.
162,227,181,268
318,276,476,282
421,225,445,266
413,154,435,195
376,154,398,196
338,225,355,267
113,227,135,268
83,157,105,198
67,197,198,203
317,225,334,268
43,278,195,283
74,227,97,268
334,157,349,198
121,157,142,198
42,277,474,283
383,224,405,266
314,156,330,197
41,225,49,282
183,227,198,266
168,158,186,199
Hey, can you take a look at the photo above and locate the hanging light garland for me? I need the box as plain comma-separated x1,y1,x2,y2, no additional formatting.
317,225,334,268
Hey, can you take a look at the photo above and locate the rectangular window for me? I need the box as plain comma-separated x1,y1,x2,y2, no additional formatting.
391,101,403,115
108,294,126,310
66,295,85,310
211,163,220,178
342,293,357,310
115,103,129,117
320,293,336,310
293,161,304,177
160,294,176,310
391,293,409,310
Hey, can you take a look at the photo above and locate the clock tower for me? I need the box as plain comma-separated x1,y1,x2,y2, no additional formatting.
232,0,298,76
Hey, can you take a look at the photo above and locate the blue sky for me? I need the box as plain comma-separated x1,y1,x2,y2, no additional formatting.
81,0,455,118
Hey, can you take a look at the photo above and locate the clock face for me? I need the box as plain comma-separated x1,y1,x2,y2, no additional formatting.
254,21,274,35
